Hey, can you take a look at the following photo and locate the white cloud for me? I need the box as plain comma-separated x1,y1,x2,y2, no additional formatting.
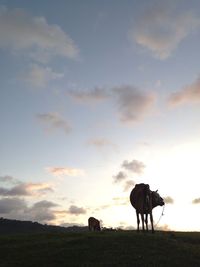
23,64,64,88
37,112,71,134
47,167,85,177
131,2,200,59
0,6,78,62
168,77,200,106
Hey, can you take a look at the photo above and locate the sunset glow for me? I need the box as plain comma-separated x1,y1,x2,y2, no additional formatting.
1,0,200,231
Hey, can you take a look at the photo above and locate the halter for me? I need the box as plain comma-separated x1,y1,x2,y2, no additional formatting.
154,204,165,228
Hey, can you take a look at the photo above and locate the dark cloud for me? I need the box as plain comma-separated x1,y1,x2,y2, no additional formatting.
192,198,200,204
68,205,87,215
0,197,60,223
0,183,53,197
112,86,156,123
0,197,27,214
68,85,156,123
168,77,200,106
28,200,59,222
37,113,71,134
122,159,145,174
163,196,174,204
113,171,127,183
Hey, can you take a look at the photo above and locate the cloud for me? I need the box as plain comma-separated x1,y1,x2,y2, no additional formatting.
168,77,200,106
192,198,200,204
37,113,71,134
22,63,64,88
47,167,85,177
112,86,156,123
113,171,127,183
68,87,108,103
69,85,156,123
67,205,87,215
0,6,78,62
123,180,136,192
0,197,61,223
87,138,117,150
0,175,19,184
0,197,27,213
163,196,174,204
131,2,200,59
0,182,53,197
122,159,145,174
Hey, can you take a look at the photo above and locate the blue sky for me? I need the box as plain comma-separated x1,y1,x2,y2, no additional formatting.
1,0,200,231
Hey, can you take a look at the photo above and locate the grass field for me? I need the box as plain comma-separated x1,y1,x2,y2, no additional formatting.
0,230,200,266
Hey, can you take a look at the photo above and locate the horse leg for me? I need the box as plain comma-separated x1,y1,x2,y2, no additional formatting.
141,213,145,232
136,211,140,232
150,212,154,233
145,213,148,232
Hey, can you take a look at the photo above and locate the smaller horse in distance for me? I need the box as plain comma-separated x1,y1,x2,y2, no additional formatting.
130,183,164,233
88,217,101,231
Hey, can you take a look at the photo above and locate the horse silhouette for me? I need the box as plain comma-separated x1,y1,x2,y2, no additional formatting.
130,183,164,233
88,217,101,231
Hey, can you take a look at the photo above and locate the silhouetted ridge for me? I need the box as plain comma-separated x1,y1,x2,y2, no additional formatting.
0,218,87,234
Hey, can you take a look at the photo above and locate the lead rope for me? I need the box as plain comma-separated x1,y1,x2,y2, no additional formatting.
154,204,165,228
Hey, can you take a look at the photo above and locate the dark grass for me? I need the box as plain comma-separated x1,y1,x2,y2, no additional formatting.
0,231,200,266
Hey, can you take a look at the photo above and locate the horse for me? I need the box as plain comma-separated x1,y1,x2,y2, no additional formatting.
130,183,164,233
88,217,101,231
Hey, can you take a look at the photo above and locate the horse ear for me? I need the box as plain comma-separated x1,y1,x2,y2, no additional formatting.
156,189,158,192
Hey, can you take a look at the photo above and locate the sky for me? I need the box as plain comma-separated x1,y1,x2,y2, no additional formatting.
1,0,200,231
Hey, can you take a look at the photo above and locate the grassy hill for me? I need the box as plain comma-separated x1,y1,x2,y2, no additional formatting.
0,230,200,266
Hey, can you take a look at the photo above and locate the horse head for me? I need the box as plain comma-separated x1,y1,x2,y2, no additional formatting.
151,190,165,208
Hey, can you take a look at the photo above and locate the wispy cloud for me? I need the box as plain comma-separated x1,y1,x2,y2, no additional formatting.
123,180,136,192
0,175,19,184
163,196,174,204
47,167,85,177
69,85,156,123
121,159,145,174
168,77,200,106
113,171,127,183
192,198,200,204
0,6,78,62
87,138,117,150
67,205,87,215
37,112,71,134
22,63,64,88
131,2,200,59
68,87,108,103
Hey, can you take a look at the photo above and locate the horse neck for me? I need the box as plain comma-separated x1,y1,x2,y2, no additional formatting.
151,194,158,209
